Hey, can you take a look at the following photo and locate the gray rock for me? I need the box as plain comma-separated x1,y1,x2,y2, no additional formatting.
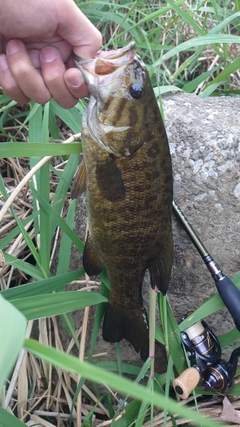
165,93,240,334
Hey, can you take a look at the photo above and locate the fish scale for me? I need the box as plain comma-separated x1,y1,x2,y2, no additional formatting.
73,42,173,363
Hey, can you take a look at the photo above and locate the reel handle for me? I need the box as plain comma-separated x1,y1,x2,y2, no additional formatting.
173,367,200,400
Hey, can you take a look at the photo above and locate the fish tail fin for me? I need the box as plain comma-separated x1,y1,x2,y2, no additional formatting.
102,304,149,361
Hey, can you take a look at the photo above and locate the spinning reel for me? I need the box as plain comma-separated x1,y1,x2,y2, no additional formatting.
172,200,240,399
173,319,240,399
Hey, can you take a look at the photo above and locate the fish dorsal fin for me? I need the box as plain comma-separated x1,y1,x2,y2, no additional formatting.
96,157,126,202
149,232,173,295
83,232,105,276
71,157,87,199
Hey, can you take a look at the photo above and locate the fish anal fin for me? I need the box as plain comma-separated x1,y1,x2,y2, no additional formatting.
96,158,125,202
83,232,104,276
71,157,87,199
149,235,173,295
102,304,149,361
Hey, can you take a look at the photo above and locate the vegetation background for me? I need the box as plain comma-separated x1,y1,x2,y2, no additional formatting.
0,0,240,426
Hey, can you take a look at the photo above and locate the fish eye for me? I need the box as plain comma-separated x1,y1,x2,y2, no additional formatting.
130,83,143,99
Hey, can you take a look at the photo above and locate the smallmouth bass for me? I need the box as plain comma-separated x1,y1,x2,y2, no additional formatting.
73,42,173,361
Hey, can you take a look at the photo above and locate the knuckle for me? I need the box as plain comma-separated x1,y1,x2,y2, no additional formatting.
57,97,77,109
10,60,31,80
1,76,18,95
33,90,51,105
46,73,62,87
94,30,103,48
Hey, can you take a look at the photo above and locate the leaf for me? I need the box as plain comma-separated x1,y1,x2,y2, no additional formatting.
0,142,81,158
1,269,84,300
219,396,240,423
180,270,240,332
153,34,240,69
11,291,107,320
24,338,223,427
0,408,26,427
0,295,26,391
50,100,81,133
31,186,84,253
50,153,80,238
3,252,44,280
56,199,77,275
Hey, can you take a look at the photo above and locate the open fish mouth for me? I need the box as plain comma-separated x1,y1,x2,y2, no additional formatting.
73,41,136,66
73,41,136,79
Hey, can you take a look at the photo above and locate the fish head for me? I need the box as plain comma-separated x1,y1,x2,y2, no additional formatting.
74,42,152,157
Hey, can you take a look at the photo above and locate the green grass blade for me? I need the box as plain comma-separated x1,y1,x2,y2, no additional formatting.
180,272,240,330
95,361,141,376
50,153,80,236
0,408,26,427
153,34,240,68
56,199,77,275
182,66,220,93
11,291,107,320
0,142,81,158
88,280,109,360
0,174,43,274
60,312,80,349
1,269,84,300
114,400,142,427
3,252,44,280
0,211,39,250
209,11,240,33
200,56,240,97
50,100,81,133
20,101,42,135
24,338,224,427
31,186,84,253
166,0,205,35
0,295,26,391
39,165,50,276
219,328,240,348
165,300,186,374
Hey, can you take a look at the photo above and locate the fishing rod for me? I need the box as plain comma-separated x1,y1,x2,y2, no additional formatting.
172,199,240,331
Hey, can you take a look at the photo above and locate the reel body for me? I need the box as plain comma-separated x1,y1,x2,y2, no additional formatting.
174,320,240,399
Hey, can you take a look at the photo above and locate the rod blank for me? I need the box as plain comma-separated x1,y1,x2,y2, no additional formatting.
173,200,240,331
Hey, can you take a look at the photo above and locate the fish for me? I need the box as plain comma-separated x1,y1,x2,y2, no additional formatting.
72,41,173,362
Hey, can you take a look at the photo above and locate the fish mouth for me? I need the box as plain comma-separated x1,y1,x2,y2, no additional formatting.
73,41,136,67
94,41,136,61
73,41,136,92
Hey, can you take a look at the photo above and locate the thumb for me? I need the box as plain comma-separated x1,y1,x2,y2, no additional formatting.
57,0,102,58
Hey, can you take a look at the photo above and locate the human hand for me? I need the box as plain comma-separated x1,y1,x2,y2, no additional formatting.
0,0,102,108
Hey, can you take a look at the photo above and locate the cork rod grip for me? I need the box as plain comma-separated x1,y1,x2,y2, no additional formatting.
173,367,200,399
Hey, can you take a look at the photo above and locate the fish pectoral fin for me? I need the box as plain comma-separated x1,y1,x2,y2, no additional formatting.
71,157,87,199
102,304,149,361
96,157,126,202
83,232,105,276
149,234,173,295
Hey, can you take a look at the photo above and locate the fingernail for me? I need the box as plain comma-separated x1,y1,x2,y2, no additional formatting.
41,47,58,63
67,73,83,88
6,40,21,55
0,55,9,71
